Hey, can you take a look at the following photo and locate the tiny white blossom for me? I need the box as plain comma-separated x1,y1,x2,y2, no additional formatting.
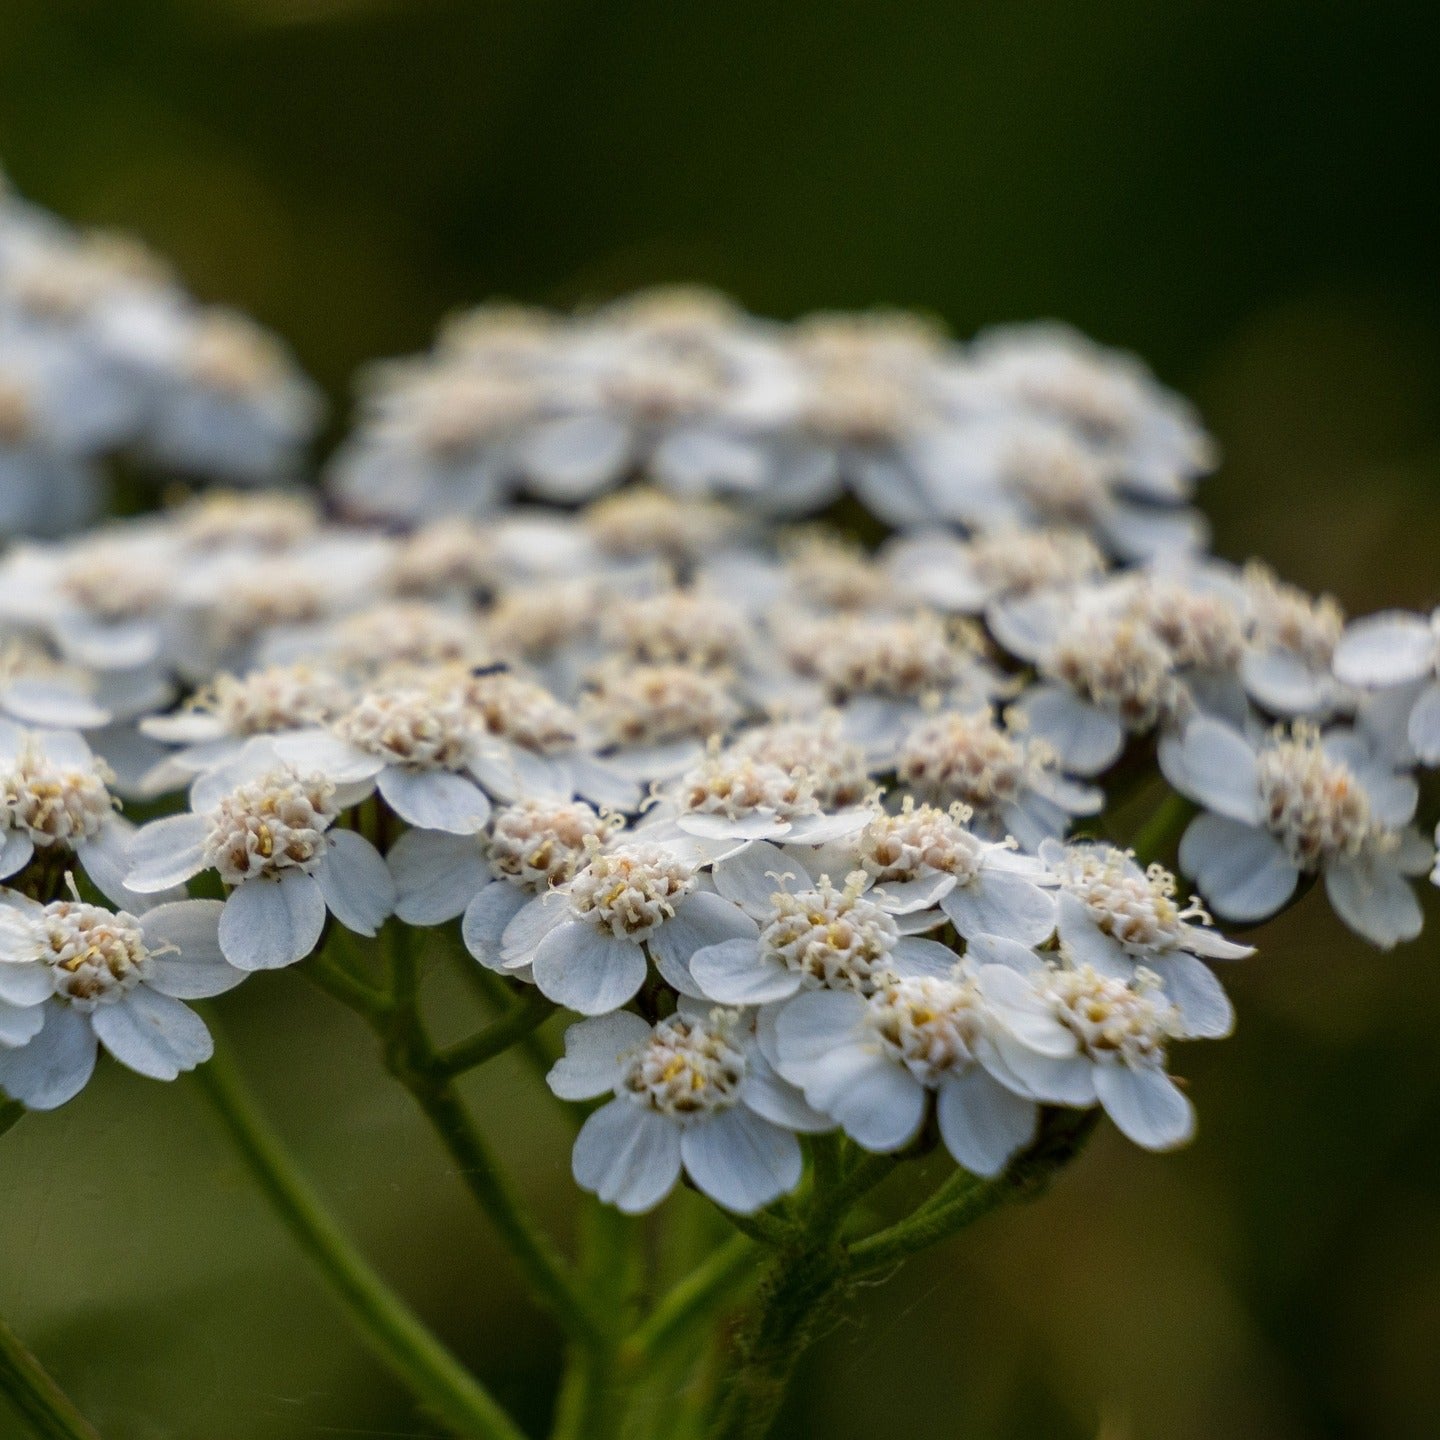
551,1007,824,1214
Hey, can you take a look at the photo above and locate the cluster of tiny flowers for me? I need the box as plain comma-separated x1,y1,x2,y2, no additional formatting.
0,168,321,539
0,259,1435,1231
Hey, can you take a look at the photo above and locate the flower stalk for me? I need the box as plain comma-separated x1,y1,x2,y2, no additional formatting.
192,1032,526,1440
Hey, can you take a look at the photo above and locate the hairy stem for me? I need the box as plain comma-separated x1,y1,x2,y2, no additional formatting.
847,1109,1098,1276
193,1035,525,1440
626,1233,757,1366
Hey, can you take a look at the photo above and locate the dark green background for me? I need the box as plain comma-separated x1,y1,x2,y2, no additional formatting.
2,2,1439,1437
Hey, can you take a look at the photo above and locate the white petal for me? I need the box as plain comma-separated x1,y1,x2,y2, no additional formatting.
681,1109,803,1213
738,1048,834,1134
570,756,642,813
994,1037,1098,1104
499,891,572,963
963,933,1047,975
936,1068,1038,1176
77,816,180,909
219,871,327,970
1178,814,1298,922
0,830,35,880
871,873,955,914
91,987,212,1080
648,892,758,994
469,746,572,803
316,830,395,937
1159,718,1261,824
1148,952,1234,1038
689,939,801,1005
0,1005,98,1109
548,1012,652,1100
0,997,48,1045
1094,1064,1195,1150
125,812,211,892
377,766,492,835
1055,892,1132,976
771,989,868,1079
891,936,961,979
1241,648,1334,717
531,923,647,1015
1408,681,1440,766
1333,612,1436,688
1018,685,1125,775
712,842,802,916
139,900,243,998
572,1099,682,1214
462,883,532,971
805,1045,928,1152
388,829,490,925
1324,859,1423,950
942,869,1057,946
2,679,109,729
273,730,385,783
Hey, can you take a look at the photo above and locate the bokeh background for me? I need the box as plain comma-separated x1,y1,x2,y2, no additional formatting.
3,1,1440,1436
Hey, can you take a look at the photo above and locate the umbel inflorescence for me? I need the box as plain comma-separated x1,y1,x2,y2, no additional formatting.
1,170,1436,1440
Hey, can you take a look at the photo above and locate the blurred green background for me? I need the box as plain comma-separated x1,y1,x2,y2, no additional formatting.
3,1,1440,1436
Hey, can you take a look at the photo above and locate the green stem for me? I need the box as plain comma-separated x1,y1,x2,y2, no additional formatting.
385,1037,605,1348
193,1037,525,1440
305,946,394,1025
549,1204,633,1440
626,1233,757,1366
1130,791,1195,868
308,927,604,1347
705,1236,848,1440
0,1317,102,1440
1,1098,24,1140
433,991,556,1078
847,1109,1099,1277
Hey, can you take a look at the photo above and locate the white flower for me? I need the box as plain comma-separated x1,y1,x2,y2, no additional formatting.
579,663,743,783
688,860,956,1005
1332,607,1440,763
1041,839,1248,1036
729,716,873,810
880,527,1106,614
1240,562,1348,718
1161,717,1429,946
896,708,1102,850
550,1008,824,1214
980,961,1197,1151
275,686,493,835
389,795,609,948
991,584,1186,775
856,800,1057,945
777,611,998,755
458,669,638,812
140,664,352,781
125,749,394,970
773,968,1040,1174
0,721,159,909
498,841,756,1014
0,892,241,1110
669,748,874,849
141,308,323,483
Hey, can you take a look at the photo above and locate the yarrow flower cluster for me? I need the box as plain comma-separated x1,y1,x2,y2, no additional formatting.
1,203,1436,1440
0,171,321,539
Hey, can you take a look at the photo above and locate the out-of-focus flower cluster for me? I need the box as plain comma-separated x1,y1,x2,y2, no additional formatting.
1,269,1434,1218
327,285,1214,557
0,168,321,538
